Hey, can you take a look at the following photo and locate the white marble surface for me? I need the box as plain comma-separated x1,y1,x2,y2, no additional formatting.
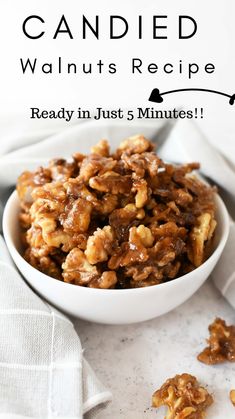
74,280,235,419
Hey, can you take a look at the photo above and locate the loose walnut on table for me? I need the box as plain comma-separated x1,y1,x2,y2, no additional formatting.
152,373,213,419
198,318,235,365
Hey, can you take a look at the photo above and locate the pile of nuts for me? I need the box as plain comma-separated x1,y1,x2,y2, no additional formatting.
17,135,216,288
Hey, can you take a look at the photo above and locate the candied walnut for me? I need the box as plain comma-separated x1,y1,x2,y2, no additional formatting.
62,248,98,285
89,271,117,289
85,226,115,264
128,260,181,287
91,139,110,157
61,199,92,233
153,186,194,209
125,263,163,283
72,152,86,163
151,237,178,267
136,225,154,247
79,154,116,182
198,318,235,365
29,192,64,241
41,228,69,248
156,208,195,229
25,248,62,279
17,167,51,204
163,260,181,279
173,163,201,185
116,134,154,156
124,243,181,287
17,172,35,204
151,222,187,241
108,226,149,269
152,373,213,419
132,179,149,209
43,229,87,252
34,210,57,235
28,200,87,252
122,151,161,178
30,197,62,228
188,213,217,267
124,204,145,220
32,167,52,186
31,181,67,202
95,194,118,215
89,171,132,195
230,390,235,406
109,204,145,241
64,178,98,206
26,226,53,257
172,189,193,207
60,233,88,252
49,158,77,181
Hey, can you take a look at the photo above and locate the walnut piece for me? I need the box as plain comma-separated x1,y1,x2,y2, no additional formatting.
85,226,115,264
188,213,217,267
198,318,235,364
62,199,92,233
89,271,117,289
152,373,213,419
49,158,78,182
122,151,160,178
90,139,110,157
62,248,98,285
79,154,116,182
230,390,235,407
89,171,132,195
17,168,51,204
116,134,153,156
132,178,149,208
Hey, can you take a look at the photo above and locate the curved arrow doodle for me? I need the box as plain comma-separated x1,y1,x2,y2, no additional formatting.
149,88,235,105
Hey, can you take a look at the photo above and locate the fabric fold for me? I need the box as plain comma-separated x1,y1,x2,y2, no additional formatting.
0,238,112,418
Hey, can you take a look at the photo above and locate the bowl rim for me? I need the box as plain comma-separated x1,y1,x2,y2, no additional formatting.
3,189,230,295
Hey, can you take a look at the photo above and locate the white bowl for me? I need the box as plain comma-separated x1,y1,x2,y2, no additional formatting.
3,190,229,324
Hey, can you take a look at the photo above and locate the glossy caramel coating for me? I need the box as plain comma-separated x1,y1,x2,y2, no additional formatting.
17,136,217,288
198,318,235,365
152,373,213,419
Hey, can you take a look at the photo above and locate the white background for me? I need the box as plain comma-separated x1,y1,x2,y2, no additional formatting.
1,0,235,158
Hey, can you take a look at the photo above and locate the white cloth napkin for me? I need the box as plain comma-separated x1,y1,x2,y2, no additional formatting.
0,117,235,418
0,238,111,419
